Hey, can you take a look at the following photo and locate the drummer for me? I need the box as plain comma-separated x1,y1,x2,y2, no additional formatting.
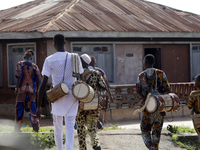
37,34,84,150
89,56,113,103
76,54,107,150
136,54,170,150
188,74,200,139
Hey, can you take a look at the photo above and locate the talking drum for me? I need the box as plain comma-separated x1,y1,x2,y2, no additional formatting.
146,93,180,113
47,82,69,103
72,81,95,103
79,91,108,111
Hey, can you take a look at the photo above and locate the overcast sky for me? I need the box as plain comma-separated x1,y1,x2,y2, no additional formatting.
0,0,200,15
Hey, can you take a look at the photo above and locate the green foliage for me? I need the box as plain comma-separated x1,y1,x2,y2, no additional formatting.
172,135,178,141
20,125,53,132
0,124,56,149
0,124,53,133
103,124,122,130
21,125,34,132
167,125,195,134
172,135,200,150
0,129,64,149
30,130,56,149
169,125,199,150
112,124,120,129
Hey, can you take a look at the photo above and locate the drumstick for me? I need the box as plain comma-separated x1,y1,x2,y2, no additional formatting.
133,93,151,115
29,112,45,118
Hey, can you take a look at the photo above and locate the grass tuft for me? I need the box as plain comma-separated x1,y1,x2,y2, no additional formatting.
167,125,200,150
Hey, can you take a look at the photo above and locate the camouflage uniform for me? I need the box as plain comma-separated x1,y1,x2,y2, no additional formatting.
136,68,170,150
76,69,106,150
188,89,200,138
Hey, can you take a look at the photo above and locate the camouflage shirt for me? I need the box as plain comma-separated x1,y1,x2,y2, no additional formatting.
188,89,200,114
136,68,170,98
86,69,106,92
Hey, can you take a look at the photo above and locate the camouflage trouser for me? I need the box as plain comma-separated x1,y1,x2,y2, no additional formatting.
76,110,100,150
192,120,200,140
140,109,164,150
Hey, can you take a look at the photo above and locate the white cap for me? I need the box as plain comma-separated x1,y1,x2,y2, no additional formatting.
81,54,91,64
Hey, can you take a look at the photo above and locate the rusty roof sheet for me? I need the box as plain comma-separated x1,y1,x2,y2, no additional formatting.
0,0,200,33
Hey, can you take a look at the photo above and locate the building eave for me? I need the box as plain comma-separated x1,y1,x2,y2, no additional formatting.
1,31,200,39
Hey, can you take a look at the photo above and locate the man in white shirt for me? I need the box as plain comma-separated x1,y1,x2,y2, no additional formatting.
37,34,84,150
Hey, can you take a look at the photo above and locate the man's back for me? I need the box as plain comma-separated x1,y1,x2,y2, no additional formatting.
42,51,84,116
43,52,76,88
15,60,41,94
136,68,170,98
84,69,106,92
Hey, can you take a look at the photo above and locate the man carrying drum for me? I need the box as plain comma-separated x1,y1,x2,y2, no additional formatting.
89,56,113,103
15,49,41,132
136,54,170,150
188,74,200,139
76,54,107,150
37,34,84,150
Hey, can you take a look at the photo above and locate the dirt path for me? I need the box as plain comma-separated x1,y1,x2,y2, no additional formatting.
46,130,185,150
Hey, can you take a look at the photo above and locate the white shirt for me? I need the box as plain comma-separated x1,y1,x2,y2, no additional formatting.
42,52,84,116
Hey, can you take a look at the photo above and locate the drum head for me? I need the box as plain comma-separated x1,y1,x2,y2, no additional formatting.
61,83,69,94
146,96,157,113
73,83,89,98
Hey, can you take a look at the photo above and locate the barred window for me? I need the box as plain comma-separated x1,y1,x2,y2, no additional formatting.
72,44,114,83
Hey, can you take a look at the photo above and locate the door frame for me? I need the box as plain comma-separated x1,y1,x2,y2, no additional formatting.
143,45,163,70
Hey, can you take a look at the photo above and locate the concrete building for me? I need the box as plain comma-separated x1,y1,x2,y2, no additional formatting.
0,0,199,119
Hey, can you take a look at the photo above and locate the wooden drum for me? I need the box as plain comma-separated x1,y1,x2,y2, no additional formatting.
146,93,180,113
83,94,99,110
47,82,69,103
79,91,108,111
72,81,95,103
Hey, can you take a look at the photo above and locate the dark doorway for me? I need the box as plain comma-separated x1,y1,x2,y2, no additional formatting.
144,48,161,69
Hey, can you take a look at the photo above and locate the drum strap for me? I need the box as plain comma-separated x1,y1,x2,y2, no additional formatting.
72,53,80,79
133,70,157,116
133,93,152,115
83,69,94,82
62,53,68,82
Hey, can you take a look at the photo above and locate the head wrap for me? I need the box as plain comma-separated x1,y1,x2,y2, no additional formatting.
81,54,91,64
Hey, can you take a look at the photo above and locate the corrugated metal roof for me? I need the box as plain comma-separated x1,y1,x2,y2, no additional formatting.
0,0,200,33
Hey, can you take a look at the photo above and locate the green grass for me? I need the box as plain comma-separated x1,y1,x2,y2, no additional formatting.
172,135,200,150
167,125,196,134
103,124,123,130
84,124,122,131
0,124,55,149
0,124,53,132
21,125,53,132
0,123,120,149
167,125,199,150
